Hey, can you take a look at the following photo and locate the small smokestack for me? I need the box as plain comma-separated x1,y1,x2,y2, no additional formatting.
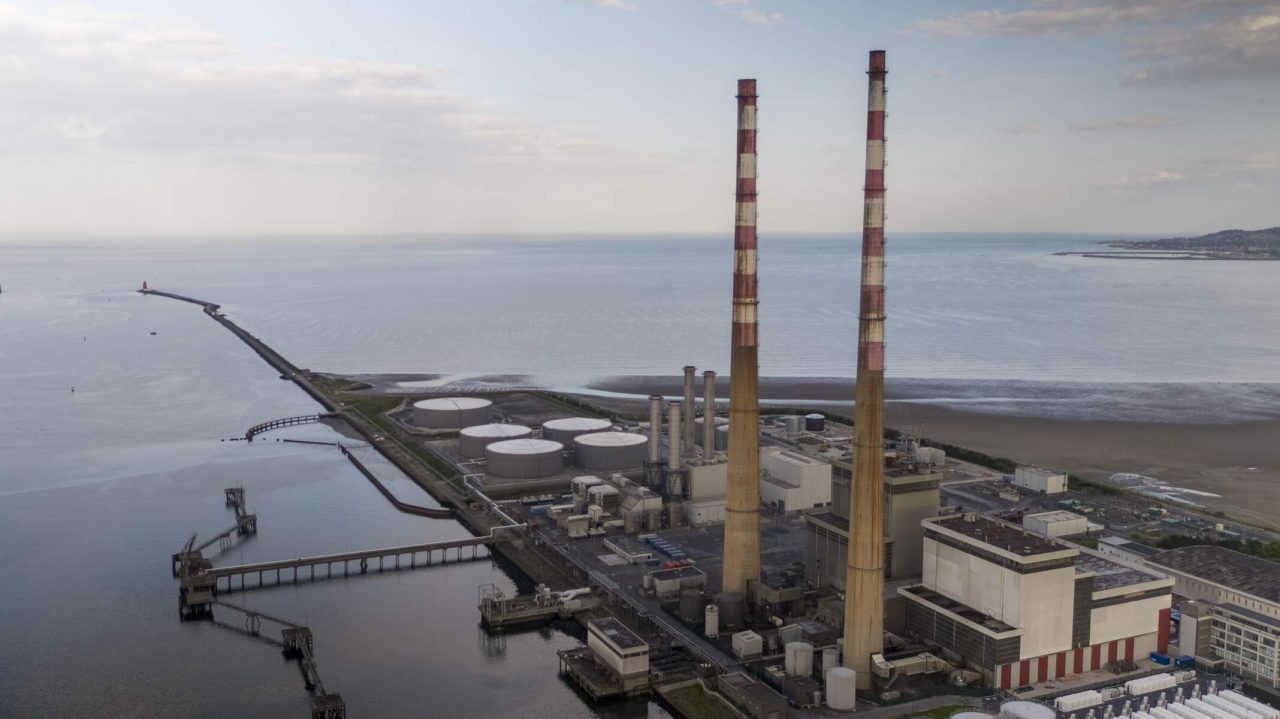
648,394,663,465
843,49,888,690
683,366,696,456
721,78,762,594
667,401,682,471
702,370,717,460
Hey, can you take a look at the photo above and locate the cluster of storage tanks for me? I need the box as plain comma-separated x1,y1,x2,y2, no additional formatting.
411,397,650,479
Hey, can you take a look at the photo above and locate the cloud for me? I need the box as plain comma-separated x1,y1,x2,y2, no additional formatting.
1125,9,1280,83
1069,115,1186,131
52,116,106,140
911,1,1280,83
0,5,609,166
712,0,782,25
571,0,635,9
998,123,1042,134
1104,170,1188,187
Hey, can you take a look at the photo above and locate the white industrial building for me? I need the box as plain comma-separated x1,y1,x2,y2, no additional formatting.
1014,466,1068,495
1023,510,1088,538
901,513,1173,689
586,618,650,693
759,448,832,513
1150,546,1280,689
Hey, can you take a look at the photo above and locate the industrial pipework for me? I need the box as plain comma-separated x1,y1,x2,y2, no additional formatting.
702,370,717,461
843,49,888,690
683,366,697,456
721,78,762,595
648,394,663,466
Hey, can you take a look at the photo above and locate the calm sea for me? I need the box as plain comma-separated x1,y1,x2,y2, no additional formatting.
1,234,1277,716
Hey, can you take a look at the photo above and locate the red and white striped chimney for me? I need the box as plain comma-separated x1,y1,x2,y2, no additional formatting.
722,78,762,594
843,49,888,691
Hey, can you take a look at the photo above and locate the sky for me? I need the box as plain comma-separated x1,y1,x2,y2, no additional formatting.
0,0,1277,237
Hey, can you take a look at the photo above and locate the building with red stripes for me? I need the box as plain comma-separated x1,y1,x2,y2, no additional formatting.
900,513,1173,689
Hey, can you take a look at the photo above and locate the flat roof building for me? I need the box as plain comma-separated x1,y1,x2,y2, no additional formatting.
1014,466,1068,495
586,618,649,693
1149,545,1280,690
901,513,1173,689
805,462,941,587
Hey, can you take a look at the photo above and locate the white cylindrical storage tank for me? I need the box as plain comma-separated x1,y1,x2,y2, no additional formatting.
1167,704,1212,719
1190,698,1245,719
542,417,612,444
705,604,720,638
1002,702,1058,719
693,416,729,445
413,397,492,429
826,667,856,711
1202,696,1263,719
784,415,802,434
714,423,730,451
574,432,648,470
484,438,564,478
1153,708,1184,719
822,647,838,672
458,423,532,459
1220,692,1279,719
785,642,813,677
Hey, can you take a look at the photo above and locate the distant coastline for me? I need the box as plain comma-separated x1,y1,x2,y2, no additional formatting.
1065,226,1280,260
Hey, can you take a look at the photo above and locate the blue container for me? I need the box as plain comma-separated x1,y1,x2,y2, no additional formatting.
1175,655,1195,668
645,558,660,567
1150,652,1171,665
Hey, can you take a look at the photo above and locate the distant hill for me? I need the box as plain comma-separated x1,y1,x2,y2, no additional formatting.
1109,227,1280,259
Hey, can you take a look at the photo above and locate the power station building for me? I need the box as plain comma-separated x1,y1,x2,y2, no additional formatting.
759,448,831,514
1149,546,1280,690
899,513,1173,689
804,462,942,587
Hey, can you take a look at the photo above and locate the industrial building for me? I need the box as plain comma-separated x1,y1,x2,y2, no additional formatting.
900,513,1174,688
1098,536,1162,566
1014,466,1069,495
573,432,648,471
759,448,831,514
1150,546,1280,689
585,618,650,693
457,423,532,459
484,438,565,479
1023,510,1089,538
412,397,492,429
804,462,942,588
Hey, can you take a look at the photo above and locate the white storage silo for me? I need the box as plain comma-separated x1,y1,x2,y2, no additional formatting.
574,432,648,470
704,604,719,638
714,424,730,451
693,416,729,446
542,417,612,444
785,641,813,677
412,397,492,429
458,424,532,459
1002,701,1057,719
822,647,838,672
485,438,564,478
825,667,857,711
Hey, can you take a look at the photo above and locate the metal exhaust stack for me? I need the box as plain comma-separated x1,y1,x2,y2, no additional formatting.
667,401,682,472
843,49,888,690
683,366,697,456
648,394,663,466
702,370,717,460
721,78,761,595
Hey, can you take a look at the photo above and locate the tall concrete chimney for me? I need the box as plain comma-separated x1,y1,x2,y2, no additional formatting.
667,400,682,472
721,78,761,595
648,394,663,465
683,366,697,456
702,370,717,460
843,50,888,690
